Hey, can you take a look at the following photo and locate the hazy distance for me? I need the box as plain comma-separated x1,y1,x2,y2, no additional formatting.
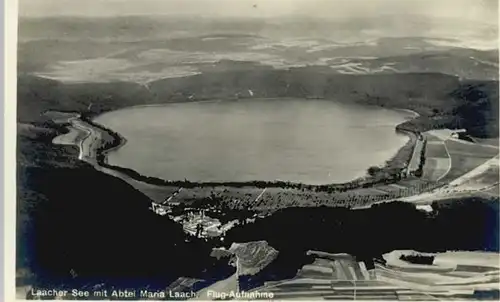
19,0,498,25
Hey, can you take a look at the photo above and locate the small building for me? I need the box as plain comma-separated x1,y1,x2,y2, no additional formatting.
150,202,170,216
450,129,467,139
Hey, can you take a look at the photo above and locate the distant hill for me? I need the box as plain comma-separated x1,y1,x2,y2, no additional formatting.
333,49,498,80
18,38,498,82
17,17,498,82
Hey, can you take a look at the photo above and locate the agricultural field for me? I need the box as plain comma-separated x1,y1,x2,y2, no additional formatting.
425,141,449,158
421,136,451,182
376,250,500,298
253,252,387,300
402,154,499,204
424,134,442,142
250,250,499,300
432,155,500,199
446,140,499,158
393,178,445,196
471,137,500,147
422,157,450,182
440,140,499,183
454,161,499,189
420,130,498,185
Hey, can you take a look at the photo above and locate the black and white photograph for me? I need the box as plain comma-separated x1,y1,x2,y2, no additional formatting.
10,0,500,300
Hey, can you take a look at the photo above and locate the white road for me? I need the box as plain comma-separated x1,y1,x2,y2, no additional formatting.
254,188,267,203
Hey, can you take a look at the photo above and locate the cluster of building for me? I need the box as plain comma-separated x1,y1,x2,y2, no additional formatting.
174,211,238,238
150,201,237,239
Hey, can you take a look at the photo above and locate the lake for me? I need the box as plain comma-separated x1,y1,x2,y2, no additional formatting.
94,99,413,184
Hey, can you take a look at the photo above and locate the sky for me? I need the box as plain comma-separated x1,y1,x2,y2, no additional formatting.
19,0,499,25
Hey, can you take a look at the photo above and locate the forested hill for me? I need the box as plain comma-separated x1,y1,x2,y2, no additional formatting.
17,69,499,137
17,130,233,290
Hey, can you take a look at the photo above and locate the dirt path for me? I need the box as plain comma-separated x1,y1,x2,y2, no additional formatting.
436,139,452,182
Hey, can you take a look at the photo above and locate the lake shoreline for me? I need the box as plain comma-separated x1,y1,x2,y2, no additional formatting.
68,99,422,190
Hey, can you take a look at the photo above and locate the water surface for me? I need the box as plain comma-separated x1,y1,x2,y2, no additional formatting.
95,99,412,184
